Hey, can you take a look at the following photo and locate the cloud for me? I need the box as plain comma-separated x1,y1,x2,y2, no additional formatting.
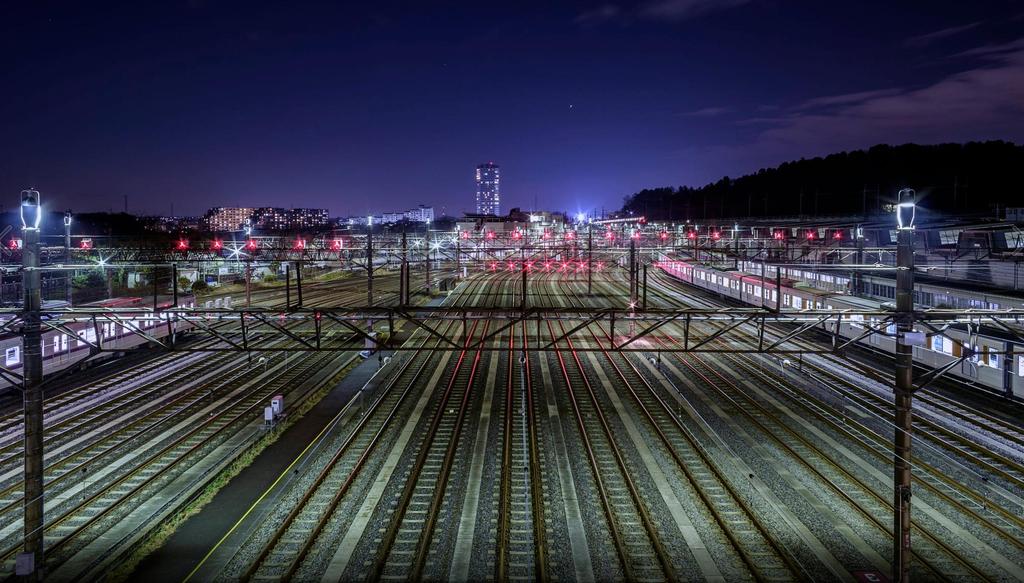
794,88,903,110
684,106,732,117
750,42,1024,157
574,4,621,26
904,21,982,48
575,0,750,25
950,37,1024,59
639,0,751,21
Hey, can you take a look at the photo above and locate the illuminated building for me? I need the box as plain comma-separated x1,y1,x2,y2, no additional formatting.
475,162,500,216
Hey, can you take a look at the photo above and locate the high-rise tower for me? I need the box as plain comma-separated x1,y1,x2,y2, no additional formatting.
475,162,500,215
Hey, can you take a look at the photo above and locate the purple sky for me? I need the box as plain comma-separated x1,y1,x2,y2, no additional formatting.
2,1,1023,218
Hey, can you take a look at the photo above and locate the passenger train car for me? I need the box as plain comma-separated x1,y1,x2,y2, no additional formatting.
658,258,1024,399
0,294,197,390
735,260,1022,311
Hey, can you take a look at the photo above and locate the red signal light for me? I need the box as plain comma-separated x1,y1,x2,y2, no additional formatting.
176,238,189,251
605,231,615,240
833,231,842,240
687,231,696,240
566,231,575,240
659,231,668,240
245,239,258,251
80,238,93,250
711,231,720,240
485,231,495,240
211,239,223,250
774,231,784,240
330,238,343,250
806,231,815,240
8,239,20,250
460,231,470,240
294,238,307,250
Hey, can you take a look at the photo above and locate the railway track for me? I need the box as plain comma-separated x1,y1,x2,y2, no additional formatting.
639,269,1024,579
545,316,677,582
0,347,351,576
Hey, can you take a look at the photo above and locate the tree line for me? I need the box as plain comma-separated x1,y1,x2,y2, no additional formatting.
620,141,1024,221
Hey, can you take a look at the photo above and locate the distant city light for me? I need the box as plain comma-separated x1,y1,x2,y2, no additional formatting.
575,212,586,223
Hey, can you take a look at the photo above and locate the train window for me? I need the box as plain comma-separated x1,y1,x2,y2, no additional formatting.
792,296,803,309
1019,356,1024,377
5,347,19,366
989,352,999,369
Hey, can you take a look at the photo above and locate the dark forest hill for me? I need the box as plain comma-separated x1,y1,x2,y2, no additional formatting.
621,141,1024,221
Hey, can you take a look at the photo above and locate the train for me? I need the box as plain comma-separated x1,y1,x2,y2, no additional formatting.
656,257,1024,399
0,294,197,390
735,260,1021,311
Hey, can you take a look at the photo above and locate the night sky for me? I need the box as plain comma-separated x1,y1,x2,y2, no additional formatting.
3,1,1023,218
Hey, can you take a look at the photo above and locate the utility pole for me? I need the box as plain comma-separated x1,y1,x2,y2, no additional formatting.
893,188,916,583
629,238,637,307
366,222,374,307
400,230,409,305
425,235,432,297
455,240,461,283
733,223,740,270
19,189,44,581
521,247,528,308
587,224,593,296
244,220,253,308
63,211,72,305
642,264,648,311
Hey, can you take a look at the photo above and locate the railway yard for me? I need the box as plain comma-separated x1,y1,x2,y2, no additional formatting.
3,250,1024,582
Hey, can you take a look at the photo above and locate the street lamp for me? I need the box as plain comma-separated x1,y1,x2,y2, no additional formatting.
893,186,916,583
19,189,44,580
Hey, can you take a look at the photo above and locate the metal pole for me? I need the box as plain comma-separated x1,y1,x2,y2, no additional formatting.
152,265,159,310
400,230,408,305
893,221,915,583
629,239,637,306
775,267,782,312
285,264,291,310
521,248,527,308
455,240,461,283
587,225,593,296
21,191,44,580
367,229,374,306
172,263,178,307
642,264,648,311
245,259,252,308
425,236,431,296
64,211,72,305
296,261,303,307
